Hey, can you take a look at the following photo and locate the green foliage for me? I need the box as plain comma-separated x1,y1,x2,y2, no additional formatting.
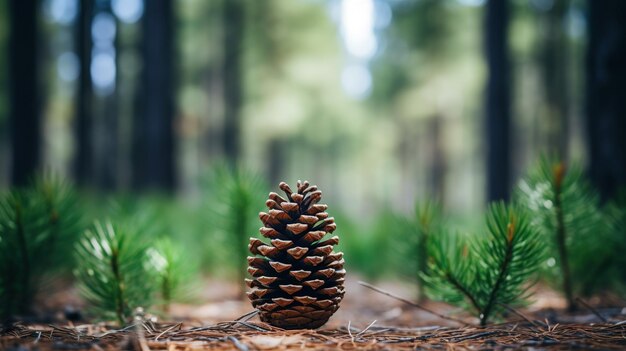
102,193,209,280
412,201,442,300
0,191,46,318
600,191,626,293
515,157,610,305
0,176,82,319
32,175,84,269
74,221,154,325
425,202,544,325
148,237,196,312
105,195,166,239
342,209,399,280
387,201,443,300
202,166,267,289
392,0,453,58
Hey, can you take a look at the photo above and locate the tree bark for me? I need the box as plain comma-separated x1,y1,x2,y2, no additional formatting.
89,5,119,191
267,137,287,187
427,115,446,203
222,0,244,168
74,0,94,187
485,0,512,202
542,0,569,159
586,0,626,200
133,0,175,190
8,0,40,186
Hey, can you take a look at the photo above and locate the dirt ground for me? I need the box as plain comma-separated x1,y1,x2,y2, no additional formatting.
2,276,625,350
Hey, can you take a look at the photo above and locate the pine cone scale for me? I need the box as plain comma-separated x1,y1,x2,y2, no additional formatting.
247,180,345,329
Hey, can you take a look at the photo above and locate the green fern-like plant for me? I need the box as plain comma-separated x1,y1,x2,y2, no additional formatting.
425,202,544,325
515,157,609,309
74,221,154,325
0,176,83,319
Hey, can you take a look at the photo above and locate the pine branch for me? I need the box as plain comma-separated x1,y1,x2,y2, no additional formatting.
415,200,441,302
516,156,610,303
425,202,543,325
75,221,155,325
0,176,83,319
389,201,442,299
445,271,481,314
105,197,199,313
479,214,516,325
552,163,574,311
110,244,126,326
424,229,475,309
33,175,84,270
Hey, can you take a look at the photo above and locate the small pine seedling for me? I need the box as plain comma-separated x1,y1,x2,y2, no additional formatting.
203,166,266,295
33,175,84,269
0,191,45,318
0,176,82,319
74,221,154,325
356,210,399,280
600,191,626,293
516,157,608,309
425,202,544,326
413,201,442,302
147,237,193,313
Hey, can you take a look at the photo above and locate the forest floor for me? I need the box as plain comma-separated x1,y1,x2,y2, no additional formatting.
1,277,625,350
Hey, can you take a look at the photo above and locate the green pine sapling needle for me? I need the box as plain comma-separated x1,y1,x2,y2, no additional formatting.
203,165,266,297
75,221,154,325
14,199,30,314
148,237,190,313
425,202,544,326
0,177,82,319
415,201,441,302
552,163,574,311
516,156,610,306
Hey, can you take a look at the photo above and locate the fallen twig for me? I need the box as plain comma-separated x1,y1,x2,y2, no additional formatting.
154,322,181,341
3,317,626,350
497,302,543,330
356,320,378,337
358,281,471,326
227,335,249,351
235,310,259,322
576,297,608,322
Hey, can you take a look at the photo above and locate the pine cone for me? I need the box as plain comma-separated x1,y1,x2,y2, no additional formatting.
246,181,345,329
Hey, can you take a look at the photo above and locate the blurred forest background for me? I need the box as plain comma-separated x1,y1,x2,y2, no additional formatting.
0,0,625,280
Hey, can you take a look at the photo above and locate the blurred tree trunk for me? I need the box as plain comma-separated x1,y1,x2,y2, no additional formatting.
133,0,175,190
90,5,119,191
8,0,40,186
99,67,119,191
542,0,569,159
485,0,511,202
74,0,94,186
222,0,244,168
586,0,626,200
427,115,446,203
267,138,286,187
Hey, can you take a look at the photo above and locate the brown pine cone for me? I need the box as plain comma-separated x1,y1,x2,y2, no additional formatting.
246,180,345,329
